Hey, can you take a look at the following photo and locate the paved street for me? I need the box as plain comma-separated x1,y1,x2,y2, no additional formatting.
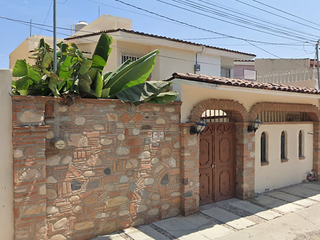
92,182,320,240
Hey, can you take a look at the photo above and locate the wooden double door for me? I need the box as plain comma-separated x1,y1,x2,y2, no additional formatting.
199,122,236,204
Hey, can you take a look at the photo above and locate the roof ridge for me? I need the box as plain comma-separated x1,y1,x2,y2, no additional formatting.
65,29,255,57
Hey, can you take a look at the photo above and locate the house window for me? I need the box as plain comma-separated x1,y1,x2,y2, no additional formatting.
261,132,268,164
221,67,231,78
259,111,310,122
281,131,287,161
298,130,304,158
121,53,152,80
121,54,141,64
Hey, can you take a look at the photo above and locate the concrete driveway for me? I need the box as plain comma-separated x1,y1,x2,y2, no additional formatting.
92,182,320,240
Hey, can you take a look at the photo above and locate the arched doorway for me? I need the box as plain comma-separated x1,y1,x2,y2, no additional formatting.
199,110,236,204
188,99,251,202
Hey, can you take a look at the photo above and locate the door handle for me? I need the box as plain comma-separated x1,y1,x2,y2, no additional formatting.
211,164,215,169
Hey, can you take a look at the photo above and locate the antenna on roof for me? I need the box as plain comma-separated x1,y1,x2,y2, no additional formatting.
98,0,101,17
29,19,32,36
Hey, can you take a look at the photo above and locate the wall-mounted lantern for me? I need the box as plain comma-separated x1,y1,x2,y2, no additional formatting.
51,138,67,149
190,118,207,135
247,117,262,133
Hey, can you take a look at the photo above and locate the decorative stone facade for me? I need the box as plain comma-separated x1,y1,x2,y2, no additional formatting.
12,95,320,240
12,96,184,240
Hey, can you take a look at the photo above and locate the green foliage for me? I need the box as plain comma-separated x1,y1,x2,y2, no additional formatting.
12,33,177,105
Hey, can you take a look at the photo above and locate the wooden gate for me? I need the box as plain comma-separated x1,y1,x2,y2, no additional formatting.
199,122,236,204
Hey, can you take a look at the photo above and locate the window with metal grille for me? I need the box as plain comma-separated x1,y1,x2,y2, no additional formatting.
281,131,287,161
259,111,310,122
261,132,267,163
221,67,231,78
121,54,141,63
298,130,304,158
120,53,152,80
201,110,234,122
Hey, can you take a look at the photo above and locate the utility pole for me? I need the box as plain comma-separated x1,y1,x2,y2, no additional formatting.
316,40,320,89
53,0,57,74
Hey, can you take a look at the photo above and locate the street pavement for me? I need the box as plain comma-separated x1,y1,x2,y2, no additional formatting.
92,182,320,240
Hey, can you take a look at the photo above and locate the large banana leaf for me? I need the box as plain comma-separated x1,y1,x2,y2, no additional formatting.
12,60,42,95
78,73,98,98
114,81,177,105
58,55,78,80
91,33,113,70
104,50,159,97
147,91,178,105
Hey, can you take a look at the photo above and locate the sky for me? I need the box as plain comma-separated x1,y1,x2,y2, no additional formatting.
0,0,319,69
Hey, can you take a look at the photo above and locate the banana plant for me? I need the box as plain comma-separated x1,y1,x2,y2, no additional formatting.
12,33,178,105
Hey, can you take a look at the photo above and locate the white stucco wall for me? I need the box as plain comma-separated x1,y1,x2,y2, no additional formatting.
254,124,313,193
0,70,13,239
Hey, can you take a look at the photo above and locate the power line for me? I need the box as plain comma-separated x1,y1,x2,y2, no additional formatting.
112,0,315,46
194,0,320,40
85,0,181,27
160,0,317,42
1,14,310,47
1,14,315,64
252,0,320,29
39,1,53,35
236,0,320,32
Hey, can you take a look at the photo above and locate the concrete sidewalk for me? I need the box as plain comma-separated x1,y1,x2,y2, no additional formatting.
92,182,320,240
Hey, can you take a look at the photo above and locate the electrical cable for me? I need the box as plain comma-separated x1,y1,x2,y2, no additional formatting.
112,0,315,45
38,1,53,35
236,0,320,32
161,0,317,42
252,0,320,29
193,0,320,40
2,15,309,47
1,12,316,66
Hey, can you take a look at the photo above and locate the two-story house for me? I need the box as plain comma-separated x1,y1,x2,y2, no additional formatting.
10,15,255,80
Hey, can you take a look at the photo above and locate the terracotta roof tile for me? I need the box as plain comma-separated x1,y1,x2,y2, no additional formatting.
65,29,255,57
168,73,320,95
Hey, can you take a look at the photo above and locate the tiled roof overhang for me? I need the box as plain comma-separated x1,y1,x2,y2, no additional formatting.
168,73,320,95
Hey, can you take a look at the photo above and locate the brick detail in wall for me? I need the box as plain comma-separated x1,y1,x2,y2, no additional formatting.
313,123,320,177
235,123,255,199
249,102,320,121
187,98,254,199
13,125,50,240
179,123,200,216
12,96,184,240
188,99,250,123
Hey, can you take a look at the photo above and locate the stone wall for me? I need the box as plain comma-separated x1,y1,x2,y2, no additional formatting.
12,96,186,240
0,70,13,240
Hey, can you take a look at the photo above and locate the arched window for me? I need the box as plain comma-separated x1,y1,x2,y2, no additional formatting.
281,131,287,161
261,132,267,163
298,130,304,158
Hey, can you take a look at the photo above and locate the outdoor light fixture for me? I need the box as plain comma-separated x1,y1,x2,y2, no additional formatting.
190,118,207,135
247,117,262,133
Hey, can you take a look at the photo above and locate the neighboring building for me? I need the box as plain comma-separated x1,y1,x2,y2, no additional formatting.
234,60,256,81
9,35,64,69
234,58,319,88
10,15,255,81
255,58,318,88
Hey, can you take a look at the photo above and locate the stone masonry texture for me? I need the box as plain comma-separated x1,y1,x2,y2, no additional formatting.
12,96,184,240
12,95,320,240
